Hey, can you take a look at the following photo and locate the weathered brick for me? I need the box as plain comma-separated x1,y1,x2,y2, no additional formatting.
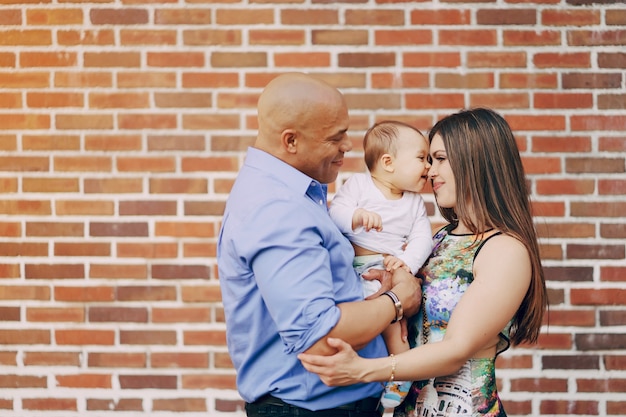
90,8,149,25
119,374,177,389
88,352,146,368
86,398,143,411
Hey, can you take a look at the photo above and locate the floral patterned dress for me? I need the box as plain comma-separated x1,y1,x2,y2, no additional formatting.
394,225,511,417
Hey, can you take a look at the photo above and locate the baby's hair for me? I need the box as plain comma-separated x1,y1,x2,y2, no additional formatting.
363,121,425,171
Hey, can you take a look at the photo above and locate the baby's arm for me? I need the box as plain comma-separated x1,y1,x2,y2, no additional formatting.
352,208,382,232
383,255,411,272
382,321,410,355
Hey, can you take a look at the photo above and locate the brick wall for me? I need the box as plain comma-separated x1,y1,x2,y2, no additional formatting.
0,1,624,416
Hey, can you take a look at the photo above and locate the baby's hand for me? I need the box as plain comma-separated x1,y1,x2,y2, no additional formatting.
383,255,410,272
353,208,382,232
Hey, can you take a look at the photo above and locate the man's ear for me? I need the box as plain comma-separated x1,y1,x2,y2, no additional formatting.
282,129,298,154
381,153,394,172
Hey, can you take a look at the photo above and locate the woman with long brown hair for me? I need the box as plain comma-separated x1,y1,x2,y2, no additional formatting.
299,108,548,417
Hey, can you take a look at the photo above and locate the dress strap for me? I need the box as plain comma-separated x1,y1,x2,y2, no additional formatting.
472,230,503,261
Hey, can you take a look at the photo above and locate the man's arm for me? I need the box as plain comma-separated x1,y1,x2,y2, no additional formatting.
303,267,421,355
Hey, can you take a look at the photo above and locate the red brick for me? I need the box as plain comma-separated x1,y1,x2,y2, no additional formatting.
120,330,177,345
470,92,529,109
84,52,141,68
540,400,598,415
0,330,50,345
22,398,76,411
55,71,112,87
310,30,369,45
119,374,177,389
601,266,626,282
410,9,470,25
404,52,460,68
275,52,331,67
86,398,143,411
90,8,148,25
120,29,177,46
210,52,267,68
216,8,274,24
152,307,211,323
56,330,115,345
0,30,52,46
183,29,241,46
0,9,21,25
440,29,497,45
568,29,626,46
151,352,209,368
118,114,177,130
56,373,111,388
183,72,239,88
57,29,115,46
511,377,568,392
116,242,178,258
182,374,236,390
542,9,601,26
572,288,626,305
55,286,114,302
155,8,212,24
26,307,84,322
88,352,146,368
153,398,207,412
535,92,593,109
531,135,591,152
89,92,150,109
504,29,561,46
89,264,147,279
24,351,80,367
117,71,176,88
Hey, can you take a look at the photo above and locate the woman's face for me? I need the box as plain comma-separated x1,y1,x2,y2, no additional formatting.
428,134,456,209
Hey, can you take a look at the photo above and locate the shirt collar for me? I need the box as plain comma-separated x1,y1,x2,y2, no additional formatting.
244,147,328,207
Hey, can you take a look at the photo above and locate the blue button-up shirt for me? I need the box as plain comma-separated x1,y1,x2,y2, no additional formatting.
217,147,386,410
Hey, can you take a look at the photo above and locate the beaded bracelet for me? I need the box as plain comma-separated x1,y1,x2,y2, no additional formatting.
389,353,397,382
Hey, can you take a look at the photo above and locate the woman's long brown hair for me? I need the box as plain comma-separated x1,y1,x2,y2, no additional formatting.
428,108,548,345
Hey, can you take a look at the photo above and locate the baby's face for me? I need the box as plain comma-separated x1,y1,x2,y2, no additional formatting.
390,128,431,193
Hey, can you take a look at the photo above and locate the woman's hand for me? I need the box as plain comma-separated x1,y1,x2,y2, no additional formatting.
298,337,369,386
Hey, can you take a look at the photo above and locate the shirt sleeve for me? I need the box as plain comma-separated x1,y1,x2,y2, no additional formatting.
398,198,433,274
236,198,342,355
329,175,362,234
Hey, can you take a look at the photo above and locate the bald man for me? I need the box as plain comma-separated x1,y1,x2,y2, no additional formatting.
217,73,421,416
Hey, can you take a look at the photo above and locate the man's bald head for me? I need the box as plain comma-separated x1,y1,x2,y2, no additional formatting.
255,73,345,154
253,72,351,184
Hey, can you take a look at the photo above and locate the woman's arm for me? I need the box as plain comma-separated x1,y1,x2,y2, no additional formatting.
299,234,532,384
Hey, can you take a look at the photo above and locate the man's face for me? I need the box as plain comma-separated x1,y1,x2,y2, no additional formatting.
294,98,351,184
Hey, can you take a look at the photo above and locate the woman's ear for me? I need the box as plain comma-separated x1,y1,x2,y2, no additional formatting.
282,129,298,154
381,153,394,172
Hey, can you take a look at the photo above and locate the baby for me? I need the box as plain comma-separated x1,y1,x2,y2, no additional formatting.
330,120,433,408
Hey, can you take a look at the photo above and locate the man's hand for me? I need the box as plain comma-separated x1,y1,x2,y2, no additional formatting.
361,268,391,299
390,268,422,317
